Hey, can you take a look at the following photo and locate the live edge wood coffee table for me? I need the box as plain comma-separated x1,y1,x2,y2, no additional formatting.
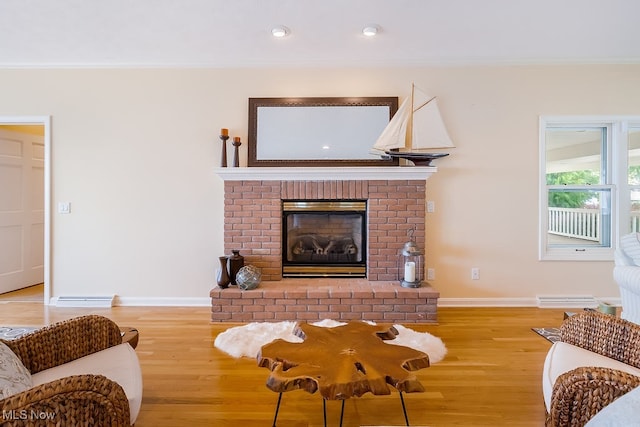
257,321,430,427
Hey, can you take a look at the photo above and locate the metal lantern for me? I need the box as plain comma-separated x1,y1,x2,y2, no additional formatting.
399,235,424,288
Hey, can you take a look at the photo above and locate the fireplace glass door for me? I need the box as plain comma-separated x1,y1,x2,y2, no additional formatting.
282,201,366,277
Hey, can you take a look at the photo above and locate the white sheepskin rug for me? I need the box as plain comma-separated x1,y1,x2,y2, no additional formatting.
214,319,447,364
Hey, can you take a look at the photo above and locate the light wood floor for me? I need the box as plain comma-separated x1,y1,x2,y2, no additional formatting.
0,283,43,302
0,298,566,426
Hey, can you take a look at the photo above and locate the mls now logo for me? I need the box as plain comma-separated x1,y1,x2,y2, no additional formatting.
3,410,56,421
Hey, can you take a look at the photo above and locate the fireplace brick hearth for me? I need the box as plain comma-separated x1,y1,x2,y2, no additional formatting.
210,279,438,323
213,168,439,323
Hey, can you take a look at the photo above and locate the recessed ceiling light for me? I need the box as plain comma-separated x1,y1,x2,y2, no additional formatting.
362,25,380,37
271,26,290,38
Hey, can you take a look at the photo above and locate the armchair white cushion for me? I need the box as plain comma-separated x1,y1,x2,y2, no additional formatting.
615,233,640,324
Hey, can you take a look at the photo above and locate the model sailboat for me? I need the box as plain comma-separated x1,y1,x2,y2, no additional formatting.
371,84,455,166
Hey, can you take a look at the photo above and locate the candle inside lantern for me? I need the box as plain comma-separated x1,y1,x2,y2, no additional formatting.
404,261,416,282
233,136,241,143
220,128,229,137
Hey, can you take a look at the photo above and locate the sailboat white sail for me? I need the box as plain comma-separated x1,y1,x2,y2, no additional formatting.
372,84,455,165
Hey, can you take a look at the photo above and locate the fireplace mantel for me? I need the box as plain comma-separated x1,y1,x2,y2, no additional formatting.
215,166,436,181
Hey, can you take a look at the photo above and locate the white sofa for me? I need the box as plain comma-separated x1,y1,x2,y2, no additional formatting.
584,385,640,426
614,232,640,325
542,311,640,426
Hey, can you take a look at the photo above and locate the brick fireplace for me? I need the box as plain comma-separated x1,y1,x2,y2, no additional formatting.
210,167,440,323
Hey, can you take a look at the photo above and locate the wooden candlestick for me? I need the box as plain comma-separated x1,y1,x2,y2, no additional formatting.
219,134,230,167
232,137,242,168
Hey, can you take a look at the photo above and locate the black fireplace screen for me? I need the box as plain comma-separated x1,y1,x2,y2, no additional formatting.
282,201,366,277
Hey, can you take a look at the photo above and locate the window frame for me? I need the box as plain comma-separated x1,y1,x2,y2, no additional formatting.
539,115,640,261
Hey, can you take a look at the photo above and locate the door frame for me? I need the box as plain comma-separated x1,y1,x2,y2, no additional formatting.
0,116,51,303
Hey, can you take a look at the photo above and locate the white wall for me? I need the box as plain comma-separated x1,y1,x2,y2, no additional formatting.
0,65,638,304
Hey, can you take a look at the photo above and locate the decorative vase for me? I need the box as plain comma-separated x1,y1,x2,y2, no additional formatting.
236,265,262,291
216,256,231,289
228,249,245,286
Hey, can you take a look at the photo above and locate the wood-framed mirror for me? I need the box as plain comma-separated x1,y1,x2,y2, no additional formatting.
247,96,399,167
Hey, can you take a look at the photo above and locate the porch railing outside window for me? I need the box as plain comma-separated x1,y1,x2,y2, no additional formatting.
548,207,640,241
632,213,640,233
547,207,600,241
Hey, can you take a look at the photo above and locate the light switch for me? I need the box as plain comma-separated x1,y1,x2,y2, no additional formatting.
58,202,71,214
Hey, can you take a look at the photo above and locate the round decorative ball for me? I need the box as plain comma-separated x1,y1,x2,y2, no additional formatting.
235,265,262,290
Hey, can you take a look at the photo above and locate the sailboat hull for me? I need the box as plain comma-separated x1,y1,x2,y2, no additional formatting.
383,151,449,166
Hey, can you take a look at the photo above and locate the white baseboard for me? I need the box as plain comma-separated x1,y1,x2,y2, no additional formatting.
47,295,622,309
114,296,212,307
438,296,622,308
437,297,538,307
48,296,211,307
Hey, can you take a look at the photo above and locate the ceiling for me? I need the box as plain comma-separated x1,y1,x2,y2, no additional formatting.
1,0,640,68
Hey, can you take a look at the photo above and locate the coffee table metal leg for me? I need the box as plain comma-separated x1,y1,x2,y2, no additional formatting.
275,392,411,426
323,399,327,427
272,392,283,427
322,399,345,427
399,391,410,426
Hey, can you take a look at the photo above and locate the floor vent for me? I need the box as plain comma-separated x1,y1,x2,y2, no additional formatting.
56,295,115,308
536,295,598,308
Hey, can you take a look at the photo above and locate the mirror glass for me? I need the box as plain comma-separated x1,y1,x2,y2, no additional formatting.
248,97,398,167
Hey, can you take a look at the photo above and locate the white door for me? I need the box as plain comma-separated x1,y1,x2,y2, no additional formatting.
0,127,44,294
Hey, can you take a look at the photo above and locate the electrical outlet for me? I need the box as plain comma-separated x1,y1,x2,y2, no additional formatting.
427,268,435,281
471,268,480,280
427,201,435,213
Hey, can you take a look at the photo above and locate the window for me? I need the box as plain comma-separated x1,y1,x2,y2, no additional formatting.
539,116,640,260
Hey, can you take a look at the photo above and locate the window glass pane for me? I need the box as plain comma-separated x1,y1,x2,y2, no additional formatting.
547,189,611,247
545,128,604,185
629,127,640,185
631,189,640,233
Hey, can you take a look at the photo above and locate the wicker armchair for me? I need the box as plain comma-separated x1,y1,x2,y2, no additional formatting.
546,311,640,426
0,315,133,426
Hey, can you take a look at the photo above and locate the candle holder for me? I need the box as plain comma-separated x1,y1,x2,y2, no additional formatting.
219,133,230,167
232,137,242,167
398,230,424,288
